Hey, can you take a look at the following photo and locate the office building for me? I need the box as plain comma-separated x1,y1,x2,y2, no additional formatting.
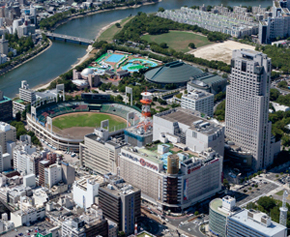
10,196,46,227
79,126,126,175
13,136,43,175
225,49,278,170
19,80,36,103
39,152,57,186
0,34,8,55
209,195,287,237
227,209,287,237
73,175,104,209
153,108,224,157
13,99,29,117
0,122,16,154
209,196,239,237
99,174,141,235
61,161,75,186
181,90,214,117
61,207,108,237
119,145,222,212
0,91,13,122
45,163,62,188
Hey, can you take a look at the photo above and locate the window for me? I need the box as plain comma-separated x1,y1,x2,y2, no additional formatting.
241,61,247,72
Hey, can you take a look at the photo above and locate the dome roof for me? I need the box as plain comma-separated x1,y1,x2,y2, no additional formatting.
81,68,94,77
145,61,203,84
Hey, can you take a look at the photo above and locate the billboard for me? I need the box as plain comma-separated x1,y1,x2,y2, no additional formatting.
183,179,188,201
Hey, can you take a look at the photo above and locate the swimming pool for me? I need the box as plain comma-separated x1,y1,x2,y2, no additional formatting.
121,59,158,72
105,54,124,63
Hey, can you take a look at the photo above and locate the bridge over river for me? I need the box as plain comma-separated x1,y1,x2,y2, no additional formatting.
44,32,94,45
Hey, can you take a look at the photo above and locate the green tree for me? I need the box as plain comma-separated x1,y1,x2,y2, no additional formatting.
159,42,168,49
188,42,195,49
115,22,121,28
21,110,27,120
223,178,230,189
16,112,21,121
194,211,199,216
257,196,276,212
158,7,165,12
118,231,126,237
270,88,281,101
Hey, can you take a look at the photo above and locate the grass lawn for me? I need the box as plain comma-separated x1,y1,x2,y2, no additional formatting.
52,113,126,130
141,31,212,53
98,17,133,42
276,190,287,196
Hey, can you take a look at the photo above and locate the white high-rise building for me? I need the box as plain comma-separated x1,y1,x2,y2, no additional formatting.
0,122,16,154
225,49,275,170
181,90,214,117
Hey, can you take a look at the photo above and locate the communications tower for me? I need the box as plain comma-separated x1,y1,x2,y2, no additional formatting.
279,190,288,226
137,91,152,132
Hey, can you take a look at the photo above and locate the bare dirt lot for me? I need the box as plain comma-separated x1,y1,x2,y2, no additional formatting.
188,40,255,64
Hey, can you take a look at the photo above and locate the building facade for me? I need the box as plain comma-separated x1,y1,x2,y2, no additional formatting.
259,0,290,44
0,91,13,122
181,90,214,117
99,175,141,236
19,80,36,103
153,108,225,157
119,146,222,212
225,49,275,170
79,128,126,175
0,122,16,154
73,175,103,209
227,209,287,237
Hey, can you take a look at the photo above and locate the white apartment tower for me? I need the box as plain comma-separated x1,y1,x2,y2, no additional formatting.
225,49,273,170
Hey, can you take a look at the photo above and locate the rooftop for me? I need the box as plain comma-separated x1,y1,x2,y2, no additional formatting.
229,209,286,236
0,96,11,104
101,176,139,197
75,175,104,189
210,198,241,217
145,61,204,84
155,108,222,135
182,89,213,100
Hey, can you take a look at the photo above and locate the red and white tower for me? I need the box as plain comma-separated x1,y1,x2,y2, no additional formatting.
140,91,152,118
137,91,152,132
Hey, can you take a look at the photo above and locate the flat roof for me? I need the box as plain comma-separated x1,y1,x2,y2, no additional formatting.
155,108,222,135
229,209,286,236
0,96,11,104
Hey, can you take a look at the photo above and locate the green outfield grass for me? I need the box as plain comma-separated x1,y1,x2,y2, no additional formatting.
52,112,126,130
141,31,212,53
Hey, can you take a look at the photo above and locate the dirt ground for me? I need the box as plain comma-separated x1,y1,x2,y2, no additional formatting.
52,112,127,139
188,40,255,64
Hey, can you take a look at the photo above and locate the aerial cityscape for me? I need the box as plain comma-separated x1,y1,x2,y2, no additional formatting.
1,0,290,236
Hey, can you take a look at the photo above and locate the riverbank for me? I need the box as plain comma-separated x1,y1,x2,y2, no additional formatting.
0,39,52,77
31,2,161,92
33,44,95,91
48,0,161,32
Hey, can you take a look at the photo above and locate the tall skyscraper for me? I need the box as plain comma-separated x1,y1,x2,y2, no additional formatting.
225,49,273,170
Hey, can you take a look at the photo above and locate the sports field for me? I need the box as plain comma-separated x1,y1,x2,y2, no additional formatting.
141,31,212,53
52,112,126,130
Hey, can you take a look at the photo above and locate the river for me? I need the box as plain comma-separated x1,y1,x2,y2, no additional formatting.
0,0,272,98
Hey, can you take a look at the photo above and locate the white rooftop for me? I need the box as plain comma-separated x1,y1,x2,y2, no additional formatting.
229,209,286,236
